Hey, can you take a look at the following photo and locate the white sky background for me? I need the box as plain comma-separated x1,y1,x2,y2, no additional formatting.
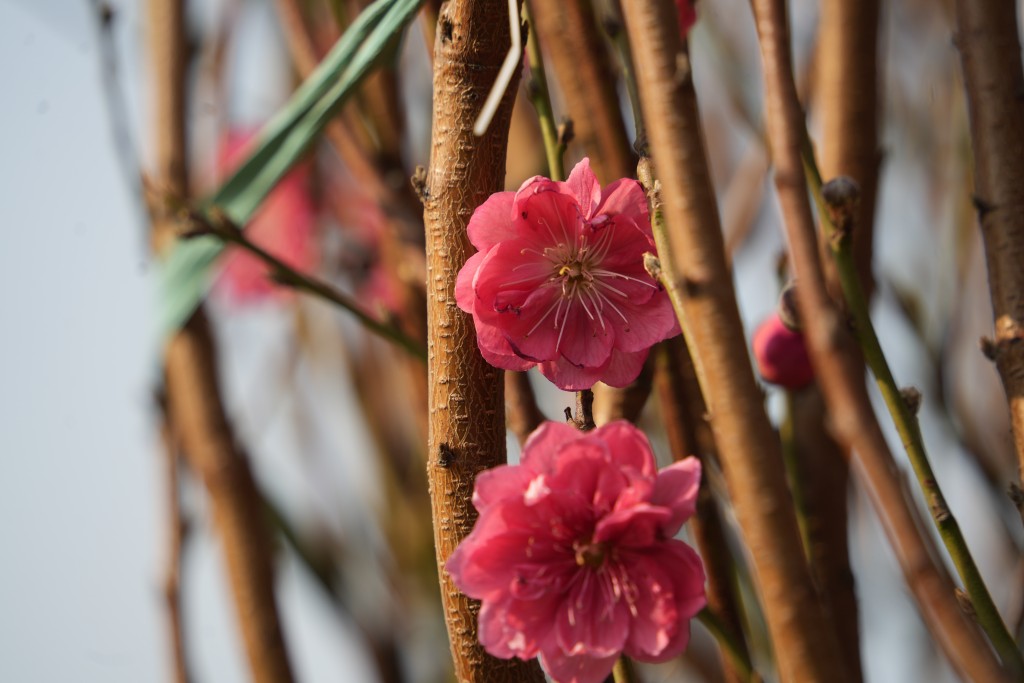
0,0,1021,682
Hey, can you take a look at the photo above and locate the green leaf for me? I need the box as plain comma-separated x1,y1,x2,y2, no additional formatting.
159,0,426,335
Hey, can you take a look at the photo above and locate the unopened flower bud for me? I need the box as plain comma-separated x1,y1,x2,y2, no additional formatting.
753,313,814,389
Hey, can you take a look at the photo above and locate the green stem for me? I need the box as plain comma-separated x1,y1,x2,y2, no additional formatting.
801,135,1024,677
698,608,759,682
191,209,428,363
523,3,564,182
780,390,813,559
612,656,640,683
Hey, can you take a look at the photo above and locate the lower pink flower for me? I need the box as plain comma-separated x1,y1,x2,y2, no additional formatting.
677,0,697,37
214,128,318,303
446,421,706,683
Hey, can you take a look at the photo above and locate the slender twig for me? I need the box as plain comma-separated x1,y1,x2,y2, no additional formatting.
181,207,427,362
604,0,646,149
148,2,297,680
953,0,1024,489
522,3,563,182
422,0,546,678
697,609,758,683
158,407,192,683
779,391,812,557
805,162,1024,675
748,0,1012,678
612,656,640,683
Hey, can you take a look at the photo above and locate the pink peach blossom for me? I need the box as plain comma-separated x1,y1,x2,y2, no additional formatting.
446,421,706,683
752,313,815,389
214,128,318,303
455,158,679,390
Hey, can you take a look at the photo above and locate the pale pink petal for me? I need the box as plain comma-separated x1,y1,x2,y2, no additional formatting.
479,594,560,660
557,303,616,368
555,571,631,657
520,422,584,472
467,191,516,250
593,420,658,480
625,542,706,662
651,457,702,537
455,251,487,313
538,356,607,391
472,465,532,511
619,555,682,660
607,292,679,353
539,649,619,683
472,315,533,371
513,183,584,248
594,178,649,229
596,349,649,388
594,504,672,546
565,157,601,219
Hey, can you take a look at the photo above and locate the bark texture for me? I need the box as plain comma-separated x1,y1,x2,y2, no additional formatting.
422,1,546,680
621,2,846,681
149,1,295,681
654,339,748,683
954,0,1024,483
529,0,635,184
749,0,1010,679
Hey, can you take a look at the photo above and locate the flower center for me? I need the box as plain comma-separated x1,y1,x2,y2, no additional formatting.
573,538,609,568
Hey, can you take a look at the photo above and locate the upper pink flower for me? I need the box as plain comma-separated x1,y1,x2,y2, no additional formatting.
455,159,679,390
446,421,706,683
214,128,318,303
752,313,815,389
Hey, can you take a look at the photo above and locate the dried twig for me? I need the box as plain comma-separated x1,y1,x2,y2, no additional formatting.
748,0,1012,678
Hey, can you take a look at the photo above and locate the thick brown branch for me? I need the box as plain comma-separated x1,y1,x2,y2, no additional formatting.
621,3,845,680
159,412,191,683
505,371,544,447
954,0,1024,484
749,0,1011,679
529,0,635,182
148,2,295,681
654,339,749,683
816,0,881,297
422,1,545,680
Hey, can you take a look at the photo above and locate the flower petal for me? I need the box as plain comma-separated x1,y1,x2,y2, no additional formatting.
455,250,487,313
521,421,585,472
565,157,601,220
555,570,631,657
539,356,607,391
595,178,649,229
467,191,516,250
651,457,702,537
597,349,650,388
539,649,619,683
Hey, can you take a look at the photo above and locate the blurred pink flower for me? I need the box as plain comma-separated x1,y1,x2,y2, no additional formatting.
677,1,697,37
446,421,706,683
752,313,815,389
455,158,678,390
214,128,318,303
